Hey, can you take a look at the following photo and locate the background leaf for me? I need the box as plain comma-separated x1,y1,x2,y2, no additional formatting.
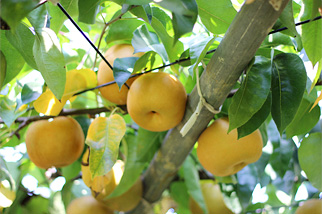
298,132,322,191
86,115,126,178
0,51,6,89
229,57,272,131
195,0,236,34
271,53,307,134
300,0,322,66
285,90,321,138
33,28,66,100
182,156,207,214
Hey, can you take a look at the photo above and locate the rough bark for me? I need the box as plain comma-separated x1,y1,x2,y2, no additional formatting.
128,0,291,213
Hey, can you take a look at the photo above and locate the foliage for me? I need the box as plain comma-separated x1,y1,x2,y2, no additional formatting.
0,0,322,213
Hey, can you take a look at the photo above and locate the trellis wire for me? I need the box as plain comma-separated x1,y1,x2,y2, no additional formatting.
56,3,322,96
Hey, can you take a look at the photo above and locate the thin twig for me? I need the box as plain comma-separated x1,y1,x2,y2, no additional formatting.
93,6,137,69
6,107,126,139
57,3,114,71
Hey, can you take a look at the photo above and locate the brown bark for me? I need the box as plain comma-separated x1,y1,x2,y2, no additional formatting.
128,0,291,213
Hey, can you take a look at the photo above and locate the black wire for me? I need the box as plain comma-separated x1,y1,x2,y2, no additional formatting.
268,15,322,35
57,3,113,71
60,2,321,96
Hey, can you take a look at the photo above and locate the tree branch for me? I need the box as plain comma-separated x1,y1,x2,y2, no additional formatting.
6,107,124,139
127,0,291,213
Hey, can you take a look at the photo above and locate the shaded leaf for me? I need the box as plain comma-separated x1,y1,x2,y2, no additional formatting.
0,0,38,31
310,58,322,92
21,84,41,104
78,0,100,24
237,93,271,139
86,115,126,177
229,57,271,132
113,57,139,89
298,132,322,191
5,23,38,70
156,0,198,41
33,28,66,100
183,156,207,214
133,51,162,73
271,53,307,134
195,0,236,34
0,51,6,89
0,31,25,86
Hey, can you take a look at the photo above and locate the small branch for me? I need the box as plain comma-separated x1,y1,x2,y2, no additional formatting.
93,6,137,69
6,107,125,139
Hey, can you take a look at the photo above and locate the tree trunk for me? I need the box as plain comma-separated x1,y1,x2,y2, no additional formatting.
128,0,291,213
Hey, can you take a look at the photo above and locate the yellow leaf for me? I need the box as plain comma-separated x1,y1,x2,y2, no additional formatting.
86,114,126,177
310,90,322,112
0,182,16,208
34,70,88,115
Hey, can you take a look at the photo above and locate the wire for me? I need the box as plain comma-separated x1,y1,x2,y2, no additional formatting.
57,2,321,96
57,3,113,71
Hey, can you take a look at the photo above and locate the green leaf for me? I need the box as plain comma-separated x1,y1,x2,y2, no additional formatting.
285,91,321,138
136,128,164,163
271,53,307,134
261,32,294,48
237,93,271,139
0,51,6,89
278,1,302,50
183,156,207,214
111,0,152,5
33,28,66,100
0,0,38,31
107,133,146,198
195,0,236,34
21,84,41,104
78,0,100,24
0,98,18,127
156,0,198,41
188,36,216,76
170,181,191,214
300,0,322,66
0,31,25,87
27,3,48,31
229,57,272,131
105,14,144,44
298,132,322,191
5,23,38,70
86,115,126,178
131,6,184,73
132,24,168,62
133,51,162,73
113,57,139,89
49,0,79,33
